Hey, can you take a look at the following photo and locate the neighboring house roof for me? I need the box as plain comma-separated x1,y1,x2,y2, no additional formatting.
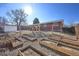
4,24,16,26
29,19,64,26
40,19,64,25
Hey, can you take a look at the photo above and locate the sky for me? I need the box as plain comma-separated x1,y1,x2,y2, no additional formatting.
0,3,79,25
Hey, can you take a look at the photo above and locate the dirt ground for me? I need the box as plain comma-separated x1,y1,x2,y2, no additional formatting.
0,30,78,56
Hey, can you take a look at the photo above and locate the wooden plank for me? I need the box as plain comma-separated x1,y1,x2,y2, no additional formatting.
48,38,79,50
30,44,48,56
40,41,79,56
59,41,79,50
18,49,25,56
12,42,23,49
22,36,37,41
15,37,27,42
19,43,31,52
49,35,79,46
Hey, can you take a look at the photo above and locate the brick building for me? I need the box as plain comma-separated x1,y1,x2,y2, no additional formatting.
27,19,64,32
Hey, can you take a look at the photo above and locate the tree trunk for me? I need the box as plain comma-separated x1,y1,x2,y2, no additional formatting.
17,25,20,30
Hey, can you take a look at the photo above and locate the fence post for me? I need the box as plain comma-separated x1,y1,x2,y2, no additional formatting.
75,24,79,40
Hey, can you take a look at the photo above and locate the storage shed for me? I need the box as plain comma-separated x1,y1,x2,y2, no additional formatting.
4,25,17,32
0,24,17,33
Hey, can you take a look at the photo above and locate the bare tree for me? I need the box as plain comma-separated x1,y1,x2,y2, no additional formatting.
7,9,28,30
